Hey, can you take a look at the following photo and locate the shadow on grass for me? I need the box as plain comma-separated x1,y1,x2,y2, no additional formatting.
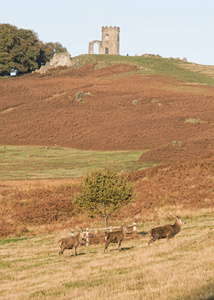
138,231,148,236
59,252,87,258
122,246,135,251
109,246,134,252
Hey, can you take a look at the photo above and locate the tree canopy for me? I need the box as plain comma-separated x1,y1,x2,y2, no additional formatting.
0,24,67,75
75,168,133,228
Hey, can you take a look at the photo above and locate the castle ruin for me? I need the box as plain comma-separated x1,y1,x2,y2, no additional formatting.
89,26,120,55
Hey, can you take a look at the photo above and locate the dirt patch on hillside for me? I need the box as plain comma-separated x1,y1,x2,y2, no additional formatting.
1,63,214,163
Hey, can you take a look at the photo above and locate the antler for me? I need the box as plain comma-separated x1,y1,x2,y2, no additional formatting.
167,213,174,219
171,212,180,219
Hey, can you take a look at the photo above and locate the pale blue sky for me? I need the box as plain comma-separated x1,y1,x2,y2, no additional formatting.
0,0,213,65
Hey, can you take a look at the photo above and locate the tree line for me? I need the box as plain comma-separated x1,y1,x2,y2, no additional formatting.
0,23,67,75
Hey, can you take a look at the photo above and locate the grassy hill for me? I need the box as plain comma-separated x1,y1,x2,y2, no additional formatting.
69,54,214,85
0,55,214,299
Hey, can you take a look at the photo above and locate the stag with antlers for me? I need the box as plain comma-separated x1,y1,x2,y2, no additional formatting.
148,213,186,245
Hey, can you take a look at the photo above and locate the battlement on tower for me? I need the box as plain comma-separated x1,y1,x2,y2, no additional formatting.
102,26,120,31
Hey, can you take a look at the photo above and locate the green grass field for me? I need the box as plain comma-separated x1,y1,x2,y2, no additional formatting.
0,145,155,180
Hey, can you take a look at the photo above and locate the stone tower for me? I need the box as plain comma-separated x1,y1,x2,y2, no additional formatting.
88,26,120,55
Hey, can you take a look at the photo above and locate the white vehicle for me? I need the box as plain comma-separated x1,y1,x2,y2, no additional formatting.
10,68,18,77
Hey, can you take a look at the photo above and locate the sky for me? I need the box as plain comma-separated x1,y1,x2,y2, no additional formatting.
0,0,214,65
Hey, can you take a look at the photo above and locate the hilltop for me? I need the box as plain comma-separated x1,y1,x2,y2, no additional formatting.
1,54,214,163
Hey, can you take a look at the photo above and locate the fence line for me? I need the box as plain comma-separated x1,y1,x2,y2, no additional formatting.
71,223,137,246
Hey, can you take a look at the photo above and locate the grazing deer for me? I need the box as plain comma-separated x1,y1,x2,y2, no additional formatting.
104,226,127,253
58,230,86,257
148,214,185,245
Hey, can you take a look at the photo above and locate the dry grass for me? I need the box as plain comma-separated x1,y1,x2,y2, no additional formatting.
0,208,214,300
184,118,208,124
0,178,79,189
180,63,214,79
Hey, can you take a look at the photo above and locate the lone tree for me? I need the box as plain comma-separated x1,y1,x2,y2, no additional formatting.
75,168,133,228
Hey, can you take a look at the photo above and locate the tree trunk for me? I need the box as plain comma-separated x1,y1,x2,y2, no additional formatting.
104,215,107,229
103,202,108,229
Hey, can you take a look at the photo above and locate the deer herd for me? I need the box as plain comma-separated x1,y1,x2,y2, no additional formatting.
58,213,186,257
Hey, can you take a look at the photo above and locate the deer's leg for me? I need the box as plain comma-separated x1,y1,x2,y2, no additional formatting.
118,241,122,251
167,235,172,242
148,237,156,246
148,232,153,246
104,241,109,253
148,237,153,246
74,246,77,256
58,244,66,257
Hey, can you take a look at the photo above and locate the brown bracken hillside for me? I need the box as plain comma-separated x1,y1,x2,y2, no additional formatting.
0,60,214,237
1,62,213,163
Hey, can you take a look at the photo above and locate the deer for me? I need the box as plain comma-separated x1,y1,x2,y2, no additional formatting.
104,226,127,253
148,214,186,245
58,229,86,257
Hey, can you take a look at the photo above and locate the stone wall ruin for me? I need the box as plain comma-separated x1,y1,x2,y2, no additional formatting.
89,26,120,55
38,52,72,73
